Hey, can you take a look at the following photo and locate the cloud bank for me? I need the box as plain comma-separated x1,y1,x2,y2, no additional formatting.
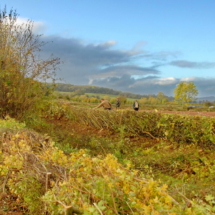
170,60,215,69
38,34,215,97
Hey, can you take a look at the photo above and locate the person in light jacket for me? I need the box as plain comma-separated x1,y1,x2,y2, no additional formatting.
94,98,112,110
133,100,139,111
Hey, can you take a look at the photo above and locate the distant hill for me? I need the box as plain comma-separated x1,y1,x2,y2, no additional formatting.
53,83,175,100
54,83,147,99
197,96,215,102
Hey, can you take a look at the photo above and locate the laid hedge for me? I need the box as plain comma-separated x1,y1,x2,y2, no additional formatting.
47,103,215,147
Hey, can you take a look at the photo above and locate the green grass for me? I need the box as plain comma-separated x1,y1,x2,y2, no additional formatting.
85,92,136,101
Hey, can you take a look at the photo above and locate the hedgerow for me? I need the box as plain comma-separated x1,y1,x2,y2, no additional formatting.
46,102,215,147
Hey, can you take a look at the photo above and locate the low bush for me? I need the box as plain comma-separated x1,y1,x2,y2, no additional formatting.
1,119,215,214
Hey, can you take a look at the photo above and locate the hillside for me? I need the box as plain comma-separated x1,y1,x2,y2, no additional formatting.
54,83,215,103
54,82,175,100
197,96,215,102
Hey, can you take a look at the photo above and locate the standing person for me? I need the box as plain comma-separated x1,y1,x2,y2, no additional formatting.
116,98,121,110
94,98,112,110
133,100,139,111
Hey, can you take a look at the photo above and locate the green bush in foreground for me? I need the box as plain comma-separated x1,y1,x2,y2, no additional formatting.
0,116,26,130
0,118,215,214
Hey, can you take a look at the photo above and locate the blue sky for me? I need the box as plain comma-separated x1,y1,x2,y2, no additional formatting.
2,0,215,97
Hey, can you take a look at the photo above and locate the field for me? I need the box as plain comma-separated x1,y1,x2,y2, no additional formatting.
85,93,119,98
150,109,215,117
1,101,215,214
85,93,136,101
55,91,137,101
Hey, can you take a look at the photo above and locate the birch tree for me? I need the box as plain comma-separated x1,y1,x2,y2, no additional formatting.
174,82,198,104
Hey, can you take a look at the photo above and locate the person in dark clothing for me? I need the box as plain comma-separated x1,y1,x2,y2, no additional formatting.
133,100,139,111
116,98,121,110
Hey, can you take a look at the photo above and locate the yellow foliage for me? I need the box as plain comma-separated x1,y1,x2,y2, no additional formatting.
0,128,214,214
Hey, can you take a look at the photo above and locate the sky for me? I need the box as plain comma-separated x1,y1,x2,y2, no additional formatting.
2,0,215,97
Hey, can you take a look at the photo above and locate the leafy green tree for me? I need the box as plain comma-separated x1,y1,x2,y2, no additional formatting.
0,7,60,119
89,97,99,103
148,96,158,104
118,95,127,104
110,98,116,104
79,95,89,102
139,97,148,104
174,82,198,104
103,95,110,101
157,92,168,104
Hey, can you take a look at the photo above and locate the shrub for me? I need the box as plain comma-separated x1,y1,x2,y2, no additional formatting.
0,7,59,119
1,119,215,214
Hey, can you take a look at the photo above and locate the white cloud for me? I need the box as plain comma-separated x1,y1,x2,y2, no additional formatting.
130,77,177,88
98,40,117,47
180,77,196,82
154,77,177,85
16,17,47,34
170,60,215,69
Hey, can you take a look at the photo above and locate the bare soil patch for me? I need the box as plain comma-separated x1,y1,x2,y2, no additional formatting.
147,110,215,117
0,193,23,215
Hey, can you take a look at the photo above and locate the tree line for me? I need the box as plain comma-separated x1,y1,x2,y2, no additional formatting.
54,83,148,99
53,83,175,101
